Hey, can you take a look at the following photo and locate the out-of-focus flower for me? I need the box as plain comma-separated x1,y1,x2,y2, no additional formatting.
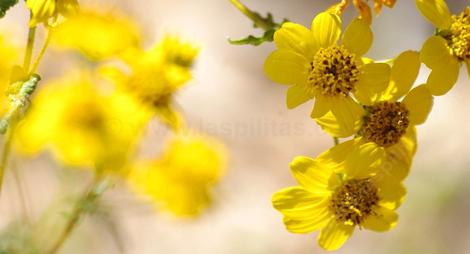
272,147,406,250
15,72,151,172
52,9,140,60
264,13,391,134
416,0,469,95
26,0,79,27
0,34,19,115
316,51,433,181
128,133,226,217
102,35,199,130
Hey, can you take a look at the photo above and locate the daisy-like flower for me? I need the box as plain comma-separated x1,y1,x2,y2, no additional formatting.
26,0,79,26
416,0,469,95
272,144,406,250
264,13,391,132
316,51,433,181
128,133,226,217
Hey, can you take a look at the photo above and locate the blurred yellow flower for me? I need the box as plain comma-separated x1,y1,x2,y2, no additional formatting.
128,133,226,217
264,13,391,133
26,0,79,26
52,9,140,60
16,72,151,171
316,51,433,180
416,0,469,95
0,34,20,115
272,146,406,250
102,35,199,130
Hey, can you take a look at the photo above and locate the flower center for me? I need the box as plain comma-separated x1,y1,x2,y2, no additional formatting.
329,178,379,226
307,45,360,97
447,7,470,61
362,101,409,147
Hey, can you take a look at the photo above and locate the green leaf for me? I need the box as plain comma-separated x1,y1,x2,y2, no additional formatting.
0,0,18,18
228,29,276,46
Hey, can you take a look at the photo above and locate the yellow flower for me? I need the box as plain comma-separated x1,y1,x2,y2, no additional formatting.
272,146,406,251
0,34,20,115
264,13,391,132
416,0,469,95
316,51,433,180
26,0,79,26
128,133,226,217
102,35,199,130
52,9,140,60
16,72,150,171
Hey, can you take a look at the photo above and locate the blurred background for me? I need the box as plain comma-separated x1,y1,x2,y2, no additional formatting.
1,0,470,253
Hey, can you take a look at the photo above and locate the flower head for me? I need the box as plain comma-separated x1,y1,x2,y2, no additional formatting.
272,145,405,250
264,12,391,132
26,0,79,27
16,72,150,171
416,0,469,95
128,133,226,217
52,9,140,60
316,51,433,180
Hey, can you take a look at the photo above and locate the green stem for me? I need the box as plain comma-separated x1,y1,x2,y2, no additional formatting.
30,27,53,74
0,125,15,194
23,25,37,72
229,0,271,30
45,177,111,254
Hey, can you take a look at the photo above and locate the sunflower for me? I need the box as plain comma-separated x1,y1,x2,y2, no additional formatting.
272,144,406,250
316,51,433,181
264,12,391,132
416,0,469,95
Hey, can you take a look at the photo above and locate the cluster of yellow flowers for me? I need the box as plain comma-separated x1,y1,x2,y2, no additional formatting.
1,1,227,219
266,0,468,251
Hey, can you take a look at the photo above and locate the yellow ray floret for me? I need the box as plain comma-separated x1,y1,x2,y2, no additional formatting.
26,0,79,26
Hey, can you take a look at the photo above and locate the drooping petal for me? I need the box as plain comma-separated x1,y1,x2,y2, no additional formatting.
362,206,398,232
317,220,354,251
375,176,407,209
290,156,333,195
286,84,312,109
344,139,386,178
311,95,332,118
426,59,460,96
354,63,391,105
316,139,357,166
379,128,416,182
341,18,373,56
330,96,364,134
264,50,309,85
311,12,342,48
274,22,318,59
415,0,452,29
402,85,434,125
283,212,331,234
386,51,421,101
315,110,363,138
420,36,454,70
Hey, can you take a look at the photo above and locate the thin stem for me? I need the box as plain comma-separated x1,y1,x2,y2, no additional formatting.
11,159,31,224
333,137,339,146
46,177,110,254
30,27,53,74
0,124,16,195
23,26,37,72
229,0,271,30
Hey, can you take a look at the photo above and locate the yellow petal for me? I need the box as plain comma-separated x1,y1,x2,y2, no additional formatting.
284,212,331,234
330,97,365,133
420,36,453,70
272,187,325,216
387,51,421,101
317,139,357,166
354,63,391,105
353,0,373,24
376,176,406,209
379,129,416,182
362,206,398,232
315,110,363,138
426,60,460,96
311,95,332,118
317,220,354,251
415,0,451,28
264,50,309,85
344,139,386,178
311,12,342,48
286,84,312,109
274,22,318,59
290,156,332,195
341,18,373,56
402,85,434,125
